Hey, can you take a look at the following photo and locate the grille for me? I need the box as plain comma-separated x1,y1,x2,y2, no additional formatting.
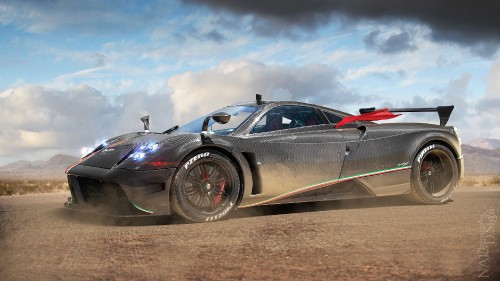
77,177,130,210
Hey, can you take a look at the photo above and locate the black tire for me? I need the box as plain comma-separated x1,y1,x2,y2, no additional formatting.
406,143,458,204
171,150,241,222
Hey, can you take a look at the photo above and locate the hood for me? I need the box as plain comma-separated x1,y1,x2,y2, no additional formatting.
78,132,193,170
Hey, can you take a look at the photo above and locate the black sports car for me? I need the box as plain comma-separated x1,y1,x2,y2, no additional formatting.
65,95,463,222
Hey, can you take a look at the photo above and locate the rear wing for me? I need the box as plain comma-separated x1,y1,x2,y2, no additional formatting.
359,105,454,126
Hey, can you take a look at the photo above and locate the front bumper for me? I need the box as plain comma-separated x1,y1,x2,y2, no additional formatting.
66,164,175,216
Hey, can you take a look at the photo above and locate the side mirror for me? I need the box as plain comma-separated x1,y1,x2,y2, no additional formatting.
201,112,231,134
212,112,231,124
140,115,150,132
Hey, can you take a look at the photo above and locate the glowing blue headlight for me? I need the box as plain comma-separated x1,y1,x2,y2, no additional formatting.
132,152,146,160
128,142,159,161
147,143,159,151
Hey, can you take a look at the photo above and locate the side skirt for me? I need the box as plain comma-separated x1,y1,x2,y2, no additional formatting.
239,166,411,208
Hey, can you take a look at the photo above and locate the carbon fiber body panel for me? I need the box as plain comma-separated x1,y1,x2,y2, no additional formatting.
66,165,175,215
65,100,463,216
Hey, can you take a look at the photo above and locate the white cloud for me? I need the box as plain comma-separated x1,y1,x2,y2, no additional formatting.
0,84,174,164
473,59,500,140
19,130,58,148
379,70,500,142
345,64,404,81
1,59,499,165
486,59,500,98
168,60,360,121
0,0,171,34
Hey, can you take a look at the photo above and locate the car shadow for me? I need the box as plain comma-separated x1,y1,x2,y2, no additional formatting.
53,195,443,226
227,195,420,219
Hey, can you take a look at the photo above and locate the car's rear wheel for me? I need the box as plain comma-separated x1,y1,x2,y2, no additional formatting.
406,143,458,204
171,150,240,222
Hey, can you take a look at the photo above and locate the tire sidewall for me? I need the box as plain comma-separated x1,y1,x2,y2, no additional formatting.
410,144,458,204
172,150,240,222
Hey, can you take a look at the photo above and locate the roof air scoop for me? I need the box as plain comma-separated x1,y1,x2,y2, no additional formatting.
140,115,150,132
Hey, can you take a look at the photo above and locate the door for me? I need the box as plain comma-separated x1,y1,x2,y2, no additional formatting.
236,105,346,206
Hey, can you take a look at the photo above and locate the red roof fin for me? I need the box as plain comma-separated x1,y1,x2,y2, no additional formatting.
335,108,401,128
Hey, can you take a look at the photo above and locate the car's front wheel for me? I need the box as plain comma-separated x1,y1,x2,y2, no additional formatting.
171,150,241,222
407,143,458,204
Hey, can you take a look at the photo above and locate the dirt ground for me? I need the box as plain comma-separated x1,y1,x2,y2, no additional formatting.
1,187,499,281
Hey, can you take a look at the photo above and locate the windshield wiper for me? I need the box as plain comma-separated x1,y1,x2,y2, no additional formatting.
163,125,179,134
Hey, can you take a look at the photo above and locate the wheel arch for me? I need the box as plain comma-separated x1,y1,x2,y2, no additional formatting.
416,139,458,159
176,145,250,206
411,138,462,177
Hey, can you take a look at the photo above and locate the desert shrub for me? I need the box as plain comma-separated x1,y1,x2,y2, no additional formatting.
0,180,68,196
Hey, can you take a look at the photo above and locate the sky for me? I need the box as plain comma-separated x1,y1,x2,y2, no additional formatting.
0,0,499,165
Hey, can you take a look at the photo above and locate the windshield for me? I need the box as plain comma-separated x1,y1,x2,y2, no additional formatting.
177,106,259,135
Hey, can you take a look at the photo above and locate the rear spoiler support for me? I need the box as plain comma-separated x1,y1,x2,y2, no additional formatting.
359,105,454,126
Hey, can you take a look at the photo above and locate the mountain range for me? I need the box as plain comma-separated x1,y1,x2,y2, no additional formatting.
0,154,79,180
0,138,499,180
461,145,500,175
461,139,500,175
467,138,500,150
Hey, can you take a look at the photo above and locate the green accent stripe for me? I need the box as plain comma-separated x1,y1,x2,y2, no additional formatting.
457,155,463,160
129,200,154,214
239,165,412,208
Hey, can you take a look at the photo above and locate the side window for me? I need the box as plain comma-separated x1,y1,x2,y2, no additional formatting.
250,106,326,134
323,111,343,124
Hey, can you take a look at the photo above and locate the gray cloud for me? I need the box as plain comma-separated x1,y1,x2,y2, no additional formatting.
187,0,500,57
364,29,417,54
178,26,228,43
204,30,227,43
90,52,107,67
185,0,335,30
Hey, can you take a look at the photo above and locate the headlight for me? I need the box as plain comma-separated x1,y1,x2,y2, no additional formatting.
128,142,160,161
117,142,177,170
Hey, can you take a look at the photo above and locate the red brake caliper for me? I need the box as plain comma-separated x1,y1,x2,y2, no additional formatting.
214,178,226,205
423,162,435,178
